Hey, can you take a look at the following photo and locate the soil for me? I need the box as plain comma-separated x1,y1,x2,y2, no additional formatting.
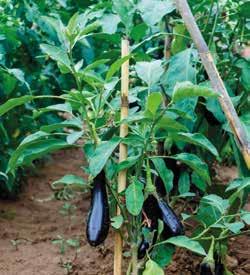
0,149,249,275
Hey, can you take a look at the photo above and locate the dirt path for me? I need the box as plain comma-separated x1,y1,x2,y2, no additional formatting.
0,149,249,275
0,149,114,275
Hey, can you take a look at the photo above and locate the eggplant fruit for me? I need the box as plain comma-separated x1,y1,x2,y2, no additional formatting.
200,262,214,275
137,236,150,259
157,199,184,237
214,254,224,275
86,170,110,246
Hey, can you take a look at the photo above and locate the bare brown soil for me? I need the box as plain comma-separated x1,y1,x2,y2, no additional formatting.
0,149,249,275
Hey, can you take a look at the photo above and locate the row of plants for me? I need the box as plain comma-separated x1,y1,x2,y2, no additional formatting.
0,0,249,274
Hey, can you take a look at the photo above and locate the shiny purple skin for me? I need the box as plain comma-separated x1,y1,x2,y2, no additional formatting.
86,171,109,246
157,200,184,237
137,237,150,259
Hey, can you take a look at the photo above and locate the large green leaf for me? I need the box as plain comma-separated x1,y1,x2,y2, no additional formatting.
0,95,34,117
151,243,175,268
163,49,196,96
162,236,206,256
106,54,131,80
40,118,83,133
40,44,71,68
125,179,144,216
112,0,134,33
171,132,219,157
137,0,175,27
145,92,163,117
171,153,210,184
7,137,71,173
89,137,121,177
155,115,188,132
151,158,174,193
100,14,120,34
172,82,218,102
135,60,164,86
197,195,229,226
116,155,141,172
33,103,72,118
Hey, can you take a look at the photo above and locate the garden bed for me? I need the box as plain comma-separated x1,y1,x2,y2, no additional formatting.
0,149,249,275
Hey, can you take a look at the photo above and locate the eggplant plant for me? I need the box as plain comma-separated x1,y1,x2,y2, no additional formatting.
0,1,249,274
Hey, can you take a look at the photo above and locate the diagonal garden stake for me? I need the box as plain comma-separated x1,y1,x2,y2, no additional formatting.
175,0,250,168
114,38,130,275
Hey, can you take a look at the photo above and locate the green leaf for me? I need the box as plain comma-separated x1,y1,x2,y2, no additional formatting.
116,155,141,173
7,138,72,173
40,44,71,68
191,172,207,192
145,92,163,116
106,54,131,81
151,158,174,193
143,259,164,275
240,2,250,18
7,68,30,90
226,178,250,192
178,171,190,194
197,195,229,226
112,0,134,33
0,95,34,117
151,244,175,268
224,222,245,234
201,195,229,214
40,118,83,133
66,131,83,144
171,153,210,184
206,98,225,123
137,0,175,27
125,179,144,216
241,211,250,225
33,103,72,118
164,49,196,96
155,115,188,132
163,236,206,256
172,81,218,102
111,215,124,229
100,14,120,34
172,132,219,157
83,59,110,72
89,137,121,177
227,178,250,204
52,174,87,190
130,23,148,42
135,60,164,86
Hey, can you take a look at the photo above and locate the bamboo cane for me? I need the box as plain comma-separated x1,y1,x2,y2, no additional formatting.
114,38,130,275
175,0,250,168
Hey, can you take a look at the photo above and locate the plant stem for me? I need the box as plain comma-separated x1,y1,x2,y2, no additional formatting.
216,229,250,241
131,243,138,275
208,0,219,48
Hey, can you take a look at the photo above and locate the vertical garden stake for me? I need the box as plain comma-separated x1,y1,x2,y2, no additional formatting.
114,38,130,275
175,0,250,169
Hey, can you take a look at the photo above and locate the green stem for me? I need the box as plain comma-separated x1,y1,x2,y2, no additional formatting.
192,214,240,240
68,51,99,145
131,243,138,275
208,0,219,48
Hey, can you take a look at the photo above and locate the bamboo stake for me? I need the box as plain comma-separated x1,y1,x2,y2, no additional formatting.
175,0,250,168
114,38,130,275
